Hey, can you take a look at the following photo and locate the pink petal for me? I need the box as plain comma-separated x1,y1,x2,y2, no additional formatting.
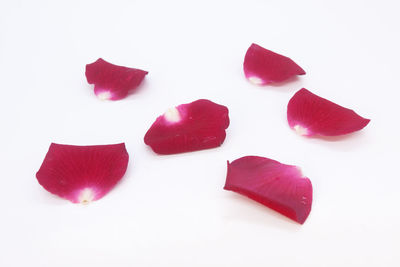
36,143,129,203
85,58,148,100
224,156,313,224
287,88,370,137
144,99,230,154
243,43,305,85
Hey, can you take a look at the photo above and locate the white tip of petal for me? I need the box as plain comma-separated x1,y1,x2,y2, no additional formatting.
96,91,112,101
293,125,309,136
164,107,181,123
79,188,95,204
296,166,305,178
248,76,264,85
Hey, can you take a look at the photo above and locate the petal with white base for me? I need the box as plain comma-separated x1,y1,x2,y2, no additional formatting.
36,143,129,203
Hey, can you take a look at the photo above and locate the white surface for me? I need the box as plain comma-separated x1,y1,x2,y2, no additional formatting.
0,0,399,266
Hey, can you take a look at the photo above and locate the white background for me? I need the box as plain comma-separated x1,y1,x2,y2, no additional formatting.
1,0,399,266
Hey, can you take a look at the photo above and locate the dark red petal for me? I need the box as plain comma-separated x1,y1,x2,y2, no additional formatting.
243,43,305,85
287,88,370,136
36,143,129,203
144,99,230,154
85,58,148,100
224,156,313,224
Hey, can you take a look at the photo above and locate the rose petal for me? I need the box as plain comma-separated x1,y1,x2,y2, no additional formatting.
287,88,370,137
224,156,313,224
85,58,148,100
36,143,129,203
144,99,230,154
243,43,305,85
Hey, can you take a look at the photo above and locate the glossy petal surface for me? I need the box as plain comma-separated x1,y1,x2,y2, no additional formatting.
85,58,148,100
243,43,305,85
224,156,312,224
144,99,230,154
287,88,370,136
36,143,129,203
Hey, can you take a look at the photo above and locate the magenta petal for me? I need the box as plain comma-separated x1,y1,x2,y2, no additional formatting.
144,99,230,154
85,58,148,100
243,43,305,85
36,143,129,203
287,88,370,137
224,156,313,224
